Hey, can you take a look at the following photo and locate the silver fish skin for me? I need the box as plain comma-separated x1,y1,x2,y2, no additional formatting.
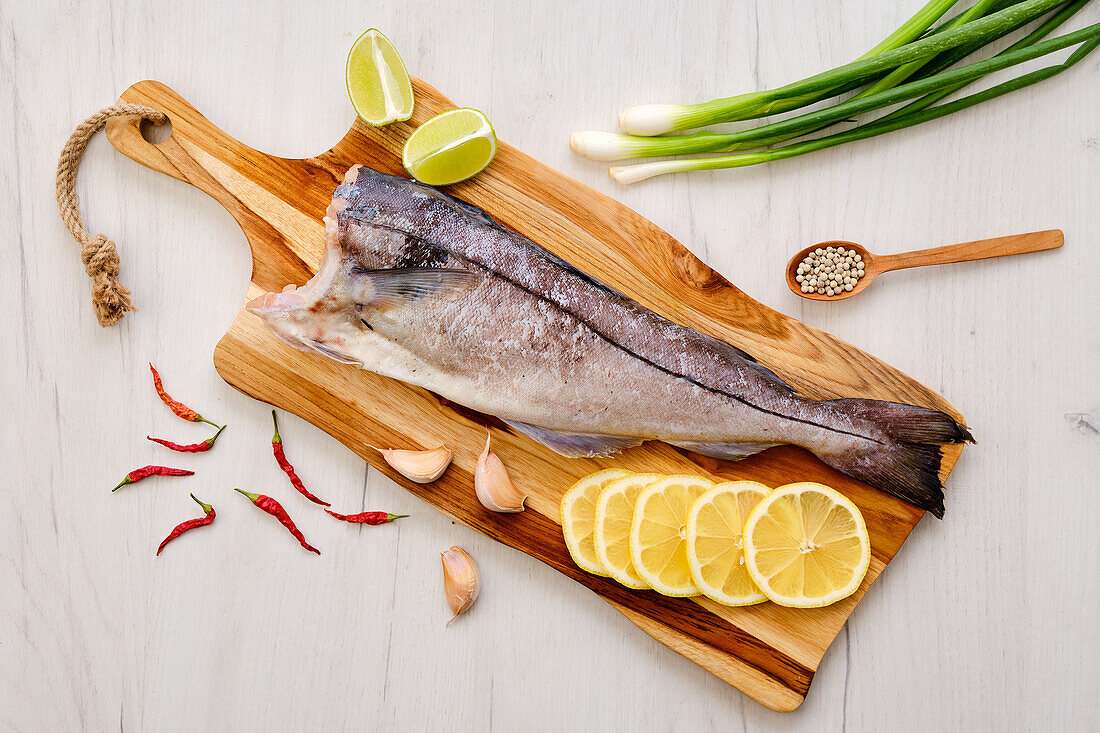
248,165,971,517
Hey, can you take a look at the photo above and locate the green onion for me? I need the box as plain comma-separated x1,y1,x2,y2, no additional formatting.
862,0,965,56
904,0,1061,88
742,0,1017,151
577,15,1094,162
616,0,1065,135
608,24,1099,183
858,0,1001,97
573,0,1022,162
881,0,1092,121
754,0,963,118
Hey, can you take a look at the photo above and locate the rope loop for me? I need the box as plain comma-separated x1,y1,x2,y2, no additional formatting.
56,103,167,326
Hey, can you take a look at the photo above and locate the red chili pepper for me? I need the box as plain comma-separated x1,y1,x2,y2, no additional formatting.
326,510,409,525
149,363,220,427
113,465,195,491
271,410,330,506
235,489,320,555
147,425,226,453
156,494,216,556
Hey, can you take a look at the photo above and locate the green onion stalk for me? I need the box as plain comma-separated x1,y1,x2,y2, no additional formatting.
737,0,1011,152
880,0,1093,120
768,0,1018,118
856,0,1001,96
571,0,1012,161
572,0,1085,162
612,0,1065,136
606,1,1092,182
578,16,1094,162
738,0,964,118
573,0,1016,162
678,0,1030,154
608,23,1099,183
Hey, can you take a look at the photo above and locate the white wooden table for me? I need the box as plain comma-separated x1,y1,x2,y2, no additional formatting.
3,1,1098,729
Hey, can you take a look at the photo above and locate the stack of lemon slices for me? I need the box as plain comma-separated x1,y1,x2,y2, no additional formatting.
561,471,871,608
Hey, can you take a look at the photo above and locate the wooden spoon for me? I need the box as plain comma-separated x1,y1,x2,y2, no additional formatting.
786,229,1064,302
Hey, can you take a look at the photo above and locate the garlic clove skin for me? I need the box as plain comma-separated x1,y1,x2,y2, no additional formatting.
474,431,526,512
441,546,480,623
370,444,453,483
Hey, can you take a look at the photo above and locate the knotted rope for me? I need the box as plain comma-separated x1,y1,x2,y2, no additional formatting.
56,103,167,326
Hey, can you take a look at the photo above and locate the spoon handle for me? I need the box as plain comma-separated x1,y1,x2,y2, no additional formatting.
875,229,1063,273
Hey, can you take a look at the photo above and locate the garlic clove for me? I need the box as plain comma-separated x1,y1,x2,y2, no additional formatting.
441,546,480,623
474,431,526,512
369,444,453,483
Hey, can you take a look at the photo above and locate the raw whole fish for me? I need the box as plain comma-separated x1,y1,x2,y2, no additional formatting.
248,165,972,517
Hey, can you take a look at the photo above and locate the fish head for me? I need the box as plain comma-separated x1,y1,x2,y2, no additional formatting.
244,180,374,367
246,164,478,370
246,284,364,367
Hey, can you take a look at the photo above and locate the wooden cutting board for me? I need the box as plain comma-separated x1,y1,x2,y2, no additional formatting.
106,79,965,712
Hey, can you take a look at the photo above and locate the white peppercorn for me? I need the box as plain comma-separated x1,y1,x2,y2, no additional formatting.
796,246,867,297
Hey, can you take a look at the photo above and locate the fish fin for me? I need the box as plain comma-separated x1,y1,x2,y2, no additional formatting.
350,267,480,311
296,338,363,367
501,420,644,458
817,440,950,519
669,441,781,460
812,398,973,518
825,398,974,444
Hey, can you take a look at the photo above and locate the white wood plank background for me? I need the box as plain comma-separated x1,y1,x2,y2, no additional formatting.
2,0,1098,729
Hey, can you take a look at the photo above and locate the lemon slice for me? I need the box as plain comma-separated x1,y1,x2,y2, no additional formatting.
346,29,414,126
629,475,714,597
593,473,665,589
686,481,771,607
743,482,871,608
402,108,497,185
561,469,631,576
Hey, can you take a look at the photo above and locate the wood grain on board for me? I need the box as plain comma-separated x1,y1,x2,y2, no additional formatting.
106,79,965,712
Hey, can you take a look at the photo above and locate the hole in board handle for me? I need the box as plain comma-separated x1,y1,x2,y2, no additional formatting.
140,116,172,145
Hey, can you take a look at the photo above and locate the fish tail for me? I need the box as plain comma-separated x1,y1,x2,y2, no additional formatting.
826,397,974,444
816,398,974,519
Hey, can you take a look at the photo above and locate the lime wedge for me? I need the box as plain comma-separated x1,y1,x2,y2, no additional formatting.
402,108,497,186
346,29,414,126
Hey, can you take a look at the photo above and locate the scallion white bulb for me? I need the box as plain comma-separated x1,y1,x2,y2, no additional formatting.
617,104,689,136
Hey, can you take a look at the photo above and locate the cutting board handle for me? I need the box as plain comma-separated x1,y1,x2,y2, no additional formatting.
105,80,297,242
106,82,238,193
105,80,342,288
